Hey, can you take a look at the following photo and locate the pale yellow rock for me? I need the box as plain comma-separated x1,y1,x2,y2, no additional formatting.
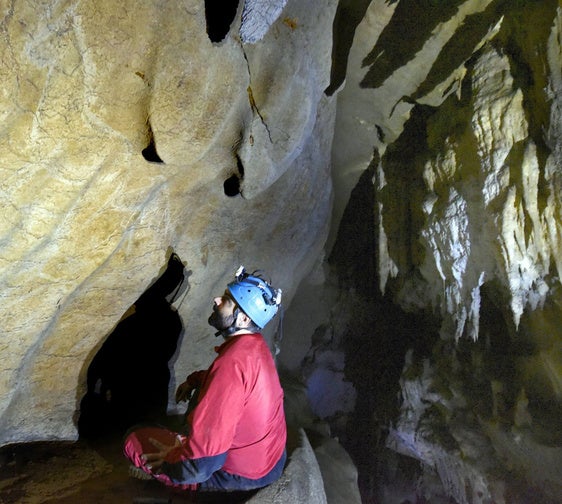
0,0,338,444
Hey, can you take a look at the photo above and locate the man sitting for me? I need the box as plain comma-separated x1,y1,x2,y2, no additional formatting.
124,266,286,493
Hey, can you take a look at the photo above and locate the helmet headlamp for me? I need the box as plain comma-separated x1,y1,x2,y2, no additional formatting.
228,265,282,329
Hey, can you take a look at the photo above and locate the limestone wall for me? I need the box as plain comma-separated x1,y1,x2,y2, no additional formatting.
0,0,338,445
283,1,562,502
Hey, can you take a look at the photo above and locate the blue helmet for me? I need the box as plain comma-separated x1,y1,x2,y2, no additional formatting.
227,266,282,329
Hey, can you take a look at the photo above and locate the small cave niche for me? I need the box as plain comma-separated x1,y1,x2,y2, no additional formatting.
223,155,245,197
142,123,164,163
78,253,188,440
204,0,241,43
224,174,241,196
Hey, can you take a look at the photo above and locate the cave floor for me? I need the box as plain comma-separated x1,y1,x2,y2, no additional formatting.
0,433,196,504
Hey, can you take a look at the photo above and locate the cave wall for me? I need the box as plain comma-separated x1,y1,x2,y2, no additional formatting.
281,1,562,502
0,0,337,445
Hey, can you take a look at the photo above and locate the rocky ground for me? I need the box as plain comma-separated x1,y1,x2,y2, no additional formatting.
0,433,198,504
0,425,344,504
0,374,362,504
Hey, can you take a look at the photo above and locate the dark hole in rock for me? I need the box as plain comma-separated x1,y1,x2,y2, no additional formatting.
142,140,164,163
142,124,164,163
142,142,164,163
224,174,241,197
78,253,188,440
223,154,244,197
204,0,240,43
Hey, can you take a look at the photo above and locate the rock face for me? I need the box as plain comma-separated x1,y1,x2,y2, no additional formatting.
247,429,327,504
281,0,562,502
0,0,337,445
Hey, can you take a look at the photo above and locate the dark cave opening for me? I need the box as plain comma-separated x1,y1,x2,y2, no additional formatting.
142,124,164,164
142,141,164,164
223,174,241,196
77,253,187,440
223,155,245,197
204,0,241,43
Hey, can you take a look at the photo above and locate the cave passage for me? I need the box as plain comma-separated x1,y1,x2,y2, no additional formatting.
78,253,187,439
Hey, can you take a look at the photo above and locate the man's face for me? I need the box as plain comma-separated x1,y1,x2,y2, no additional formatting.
208,290,237,331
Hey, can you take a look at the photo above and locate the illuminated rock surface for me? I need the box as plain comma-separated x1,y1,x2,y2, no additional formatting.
0,0,336,444
283,0,562,502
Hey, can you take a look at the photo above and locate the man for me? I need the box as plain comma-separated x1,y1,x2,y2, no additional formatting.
123,266,286,493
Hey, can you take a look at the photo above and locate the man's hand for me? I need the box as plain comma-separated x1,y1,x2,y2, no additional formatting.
175,381,196,403
175,370,205,403
141,436,182,473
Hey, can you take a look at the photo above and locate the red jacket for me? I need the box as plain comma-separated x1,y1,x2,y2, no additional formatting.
168,333,286,479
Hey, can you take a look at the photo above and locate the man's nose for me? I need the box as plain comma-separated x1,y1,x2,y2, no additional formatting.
213,296,221,306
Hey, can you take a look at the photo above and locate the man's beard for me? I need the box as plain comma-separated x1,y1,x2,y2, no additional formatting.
208,308,236,331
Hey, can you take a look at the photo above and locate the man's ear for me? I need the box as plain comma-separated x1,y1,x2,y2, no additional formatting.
236,311,252,328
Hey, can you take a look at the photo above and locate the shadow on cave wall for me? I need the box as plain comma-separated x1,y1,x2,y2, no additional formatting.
77,252,190,440
324,0,372,96
326,162,439,503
